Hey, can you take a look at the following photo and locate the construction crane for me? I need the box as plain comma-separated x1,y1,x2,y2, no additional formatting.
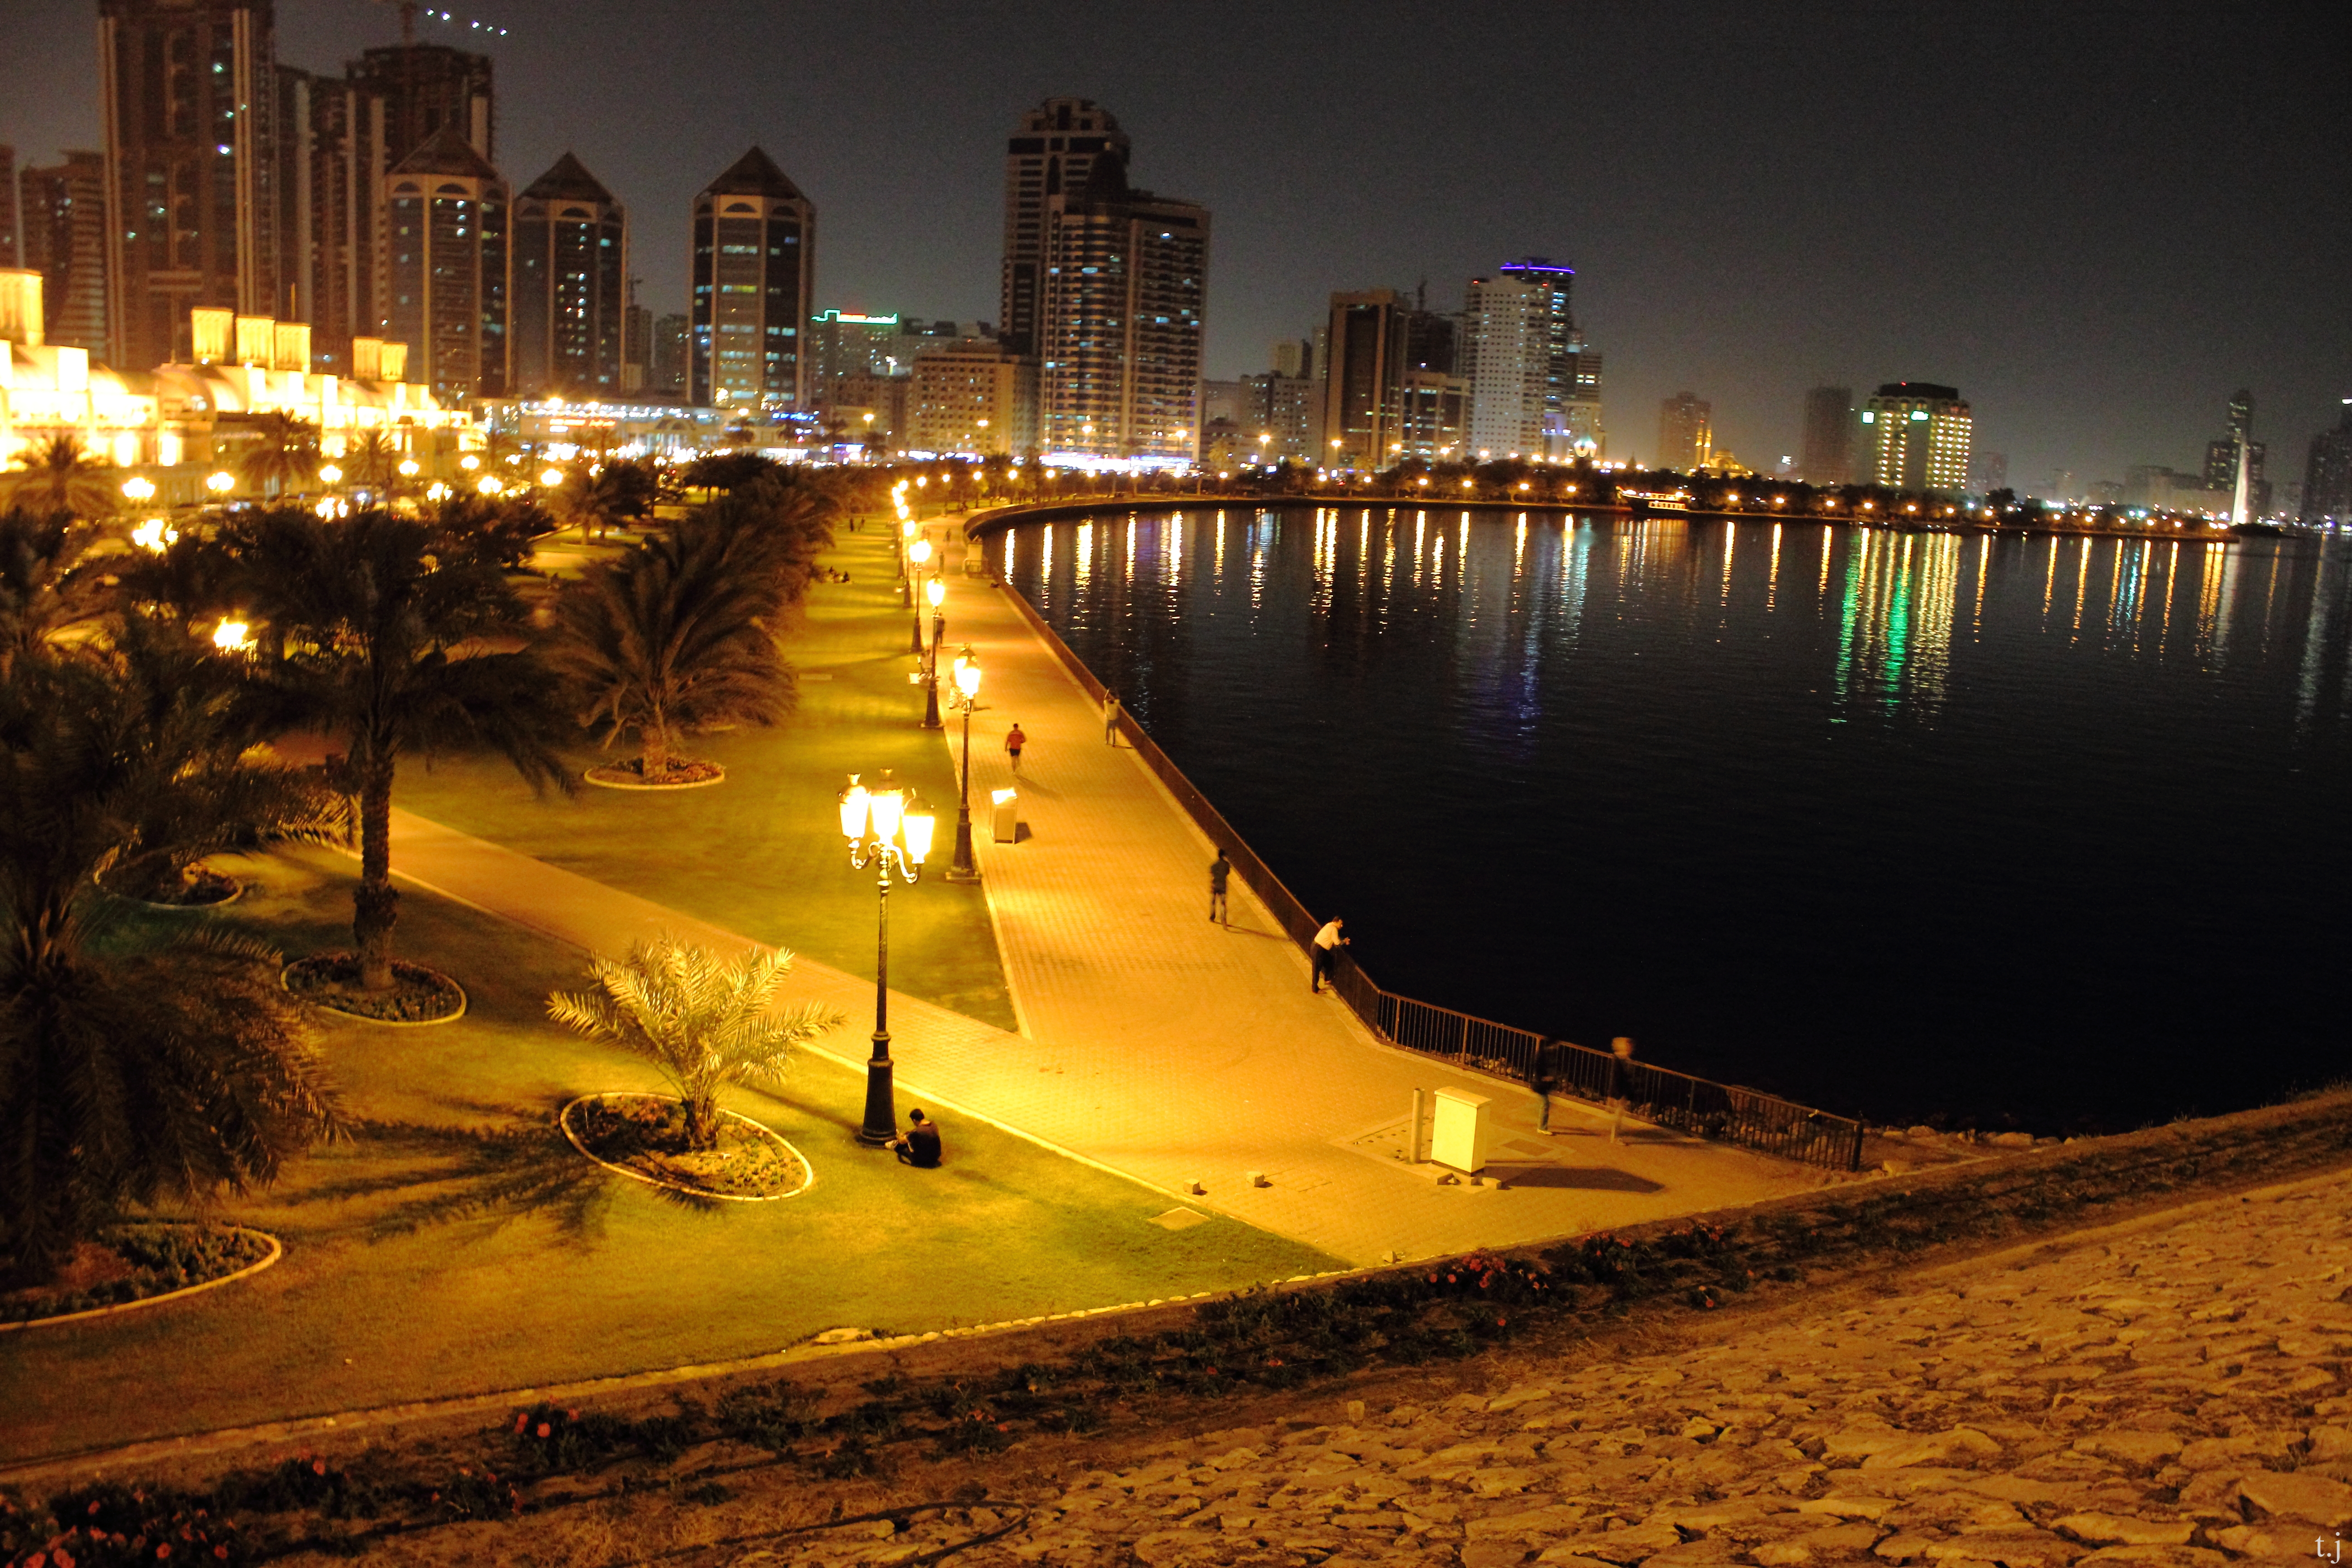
372,0,510,45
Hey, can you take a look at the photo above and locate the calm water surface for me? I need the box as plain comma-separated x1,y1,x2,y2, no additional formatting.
989,508,2352,1131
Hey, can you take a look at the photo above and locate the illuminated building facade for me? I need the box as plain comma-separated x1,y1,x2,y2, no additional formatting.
18,152,110,354
1800,385,1852,484
98,0,287,369
2,279,467,502
383,124,509,400
1657,392,1712,472
906,337,1037,456
1462,259,1599,460
690,147,813,412
1000,98,1128,358
1035,154,1206,462
2302,402,2352,525
511,152,626,398
1862,382,1970,491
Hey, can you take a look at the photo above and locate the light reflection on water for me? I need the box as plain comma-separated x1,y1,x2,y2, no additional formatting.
992,508,2352,1129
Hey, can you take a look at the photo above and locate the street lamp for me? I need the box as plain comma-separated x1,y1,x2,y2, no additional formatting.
907,536,933,647
206,471,236,497
837,771,936,1147
946,647,984,883
319,464,344,486
122,476,156,503
921,574,946,730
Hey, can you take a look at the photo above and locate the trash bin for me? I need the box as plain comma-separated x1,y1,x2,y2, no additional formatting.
990,787,1019,844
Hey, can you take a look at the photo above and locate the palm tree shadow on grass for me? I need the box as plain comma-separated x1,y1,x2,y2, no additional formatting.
284,1093,729,1243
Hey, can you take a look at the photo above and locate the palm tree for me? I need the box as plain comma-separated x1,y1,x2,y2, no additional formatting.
1,433,120,519
0,507,118,677
550,506,798,779
346,428,403,496
547,936,839,1151
97,618,348,904
241,508,573,990
551,461,654,543
236,412,323,499
0,649,339,1284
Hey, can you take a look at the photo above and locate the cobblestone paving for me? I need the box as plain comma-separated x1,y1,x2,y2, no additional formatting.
769,1175,2352,1568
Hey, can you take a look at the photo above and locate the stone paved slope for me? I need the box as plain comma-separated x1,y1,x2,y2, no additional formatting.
752,1170,2351,1568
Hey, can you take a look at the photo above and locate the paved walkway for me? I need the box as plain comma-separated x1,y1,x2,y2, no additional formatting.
382,510,1820,1266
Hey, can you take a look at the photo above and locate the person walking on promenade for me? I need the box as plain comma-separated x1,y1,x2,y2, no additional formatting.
1102,690,1123,746
1005,722,1026,774
1209,848,1231,925
1608,1036,1635,1142
1310,916,1348,993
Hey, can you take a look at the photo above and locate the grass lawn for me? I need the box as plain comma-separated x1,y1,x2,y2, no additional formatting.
0,845,1341,1466
396,515,1016,1030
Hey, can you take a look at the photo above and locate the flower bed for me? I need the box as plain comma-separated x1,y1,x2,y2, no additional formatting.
283,954,467,1023
0,1223,278,1328
560,1093,811,1200
583,758,726,790
99,864,243,909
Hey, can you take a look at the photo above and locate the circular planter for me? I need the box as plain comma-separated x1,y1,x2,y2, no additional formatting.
283,954,468,1024
560,1093,814,1202
0,1225,282,1333
584,759,727,790
98,866,245,911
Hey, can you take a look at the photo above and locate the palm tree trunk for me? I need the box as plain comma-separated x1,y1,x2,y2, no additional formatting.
639,717,670,780
354,754,399,990
684,1093,717,1151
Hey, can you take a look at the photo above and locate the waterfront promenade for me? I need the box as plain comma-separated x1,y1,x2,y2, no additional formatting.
384,513,1819,1266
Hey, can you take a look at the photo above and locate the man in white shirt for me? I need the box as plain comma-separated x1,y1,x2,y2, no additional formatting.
1311,917,1347,993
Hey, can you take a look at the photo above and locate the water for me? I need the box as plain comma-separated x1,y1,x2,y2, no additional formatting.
987,508,2352,1132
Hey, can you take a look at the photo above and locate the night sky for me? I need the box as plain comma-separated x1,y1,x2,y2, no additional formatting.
5,0,2345,487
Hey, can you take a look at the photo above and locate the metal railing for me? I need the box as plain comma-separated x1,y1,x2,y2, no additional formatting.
986,561,1866,1173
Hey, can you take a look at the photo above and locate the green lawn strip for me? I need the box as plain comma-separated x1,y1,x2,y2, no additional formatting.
0,845,1338,1465
397,516,1015,1031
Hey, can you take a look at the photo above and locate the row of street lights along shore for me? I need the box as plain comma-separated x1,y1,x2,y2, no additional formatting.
838,488,987,1146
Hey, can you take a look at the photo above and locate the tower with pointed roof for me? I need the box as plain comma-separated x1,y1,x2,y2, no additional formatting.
512,152,625,398
384,124,509,400
690,147,813,411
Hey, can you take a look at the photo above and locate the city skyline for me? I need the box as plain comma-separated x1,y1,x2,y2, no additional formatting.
1,0,2343,486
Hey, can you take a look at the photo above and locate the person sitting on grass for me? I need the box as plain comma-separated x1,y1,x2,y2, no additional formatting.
890,1108,942,1168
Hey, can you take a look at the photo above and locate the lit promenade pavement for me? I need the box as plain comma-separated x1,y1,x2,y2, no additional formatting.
383,517,1820,1264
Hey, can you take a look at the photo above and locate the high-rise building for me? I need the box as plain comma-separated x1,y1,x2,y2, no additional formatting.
1969,450,2009,493
651,312,687,396
344,44,493,167
1320,290,1407,468
2302,401,2352,525
906,337,1038,456
690,146,814,412
999,98,1128,358
510,152,625,399
1861,382,1970,491
0,146,17,268
1460,260,1599,461
1657,392,1712,472
1272,338,1312,381
18,153,110,353
1799,386,1852,485
383,125,508,400
1034,152,1207,462
99,0,289,368
622,277,650,392
2202,389,2270,518
1237,363,1318,465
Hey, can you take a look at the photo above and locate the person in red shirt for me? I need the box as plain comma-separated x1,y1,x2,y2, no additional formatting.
1005,723,1026,774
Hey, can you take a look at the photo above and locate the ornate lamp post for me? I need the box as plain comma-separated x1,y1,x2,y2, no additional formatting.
899,518,920,608
838,771,936,1147
907,536,933,651
946,647,984,883
921,574,946,729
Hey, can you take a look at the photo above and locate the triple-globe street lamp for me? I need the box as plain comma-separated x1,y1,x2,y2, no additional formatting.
946,647,984,884
836,771,936,1147
920,574,947,730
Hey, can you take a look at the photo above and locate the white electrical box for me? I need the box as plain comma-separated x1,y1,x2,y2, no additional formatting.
991,788,1019,843
1429,1087,1491,1175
